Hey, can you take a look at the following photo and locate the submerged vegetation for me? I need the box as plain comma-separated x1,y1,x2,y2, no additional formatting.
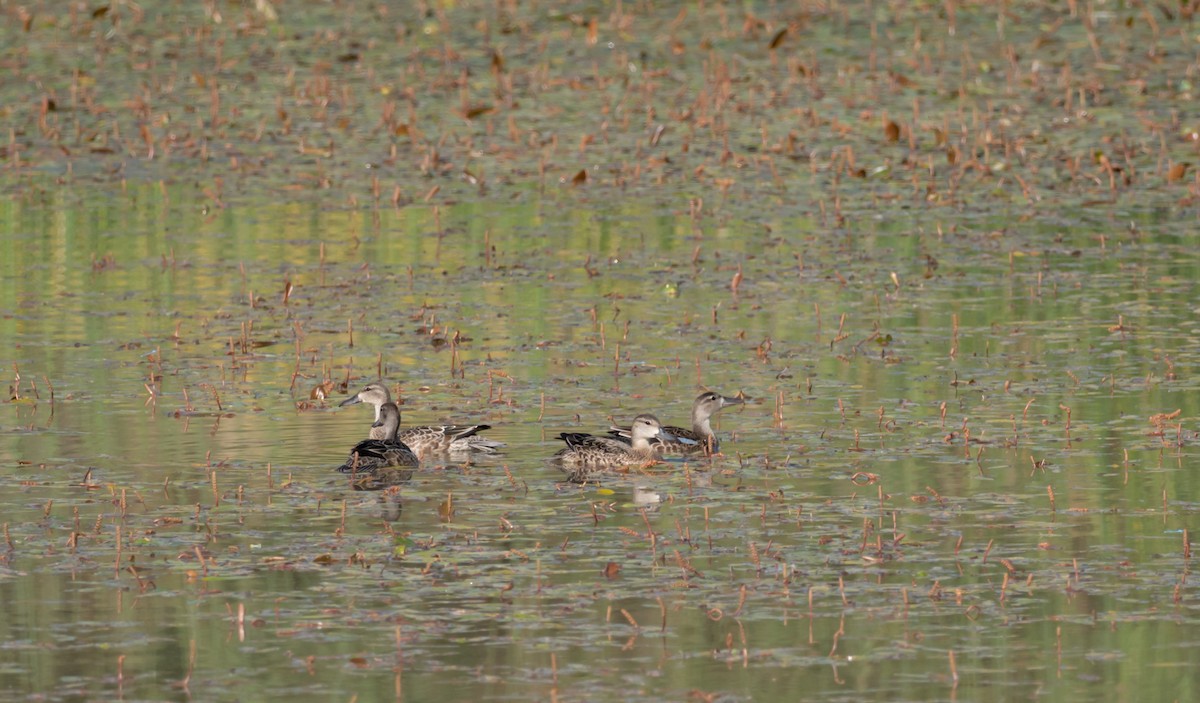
3,1,1200,701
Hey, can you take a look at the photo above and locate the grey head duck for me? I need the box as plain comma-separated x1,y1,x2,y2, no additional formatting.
336,401,420,474
554,413,675,479
340,381,504,455
608,391,743,455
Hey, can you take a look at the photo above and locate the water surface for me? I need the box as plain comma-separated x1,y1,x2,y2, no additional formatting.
4,2,1200,701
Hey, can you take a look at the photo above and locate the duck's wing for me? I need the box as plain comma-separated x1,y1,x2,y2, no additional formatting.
380,440,420,467
339,438,389,467
557,432,628,453
401,424,505,454
338,438,418,472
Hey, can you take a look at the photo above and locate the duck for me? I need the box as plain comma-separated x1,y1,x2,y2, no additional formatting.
608,391,743,455
340,381,504,455
336,401,419,475
554,413,675,477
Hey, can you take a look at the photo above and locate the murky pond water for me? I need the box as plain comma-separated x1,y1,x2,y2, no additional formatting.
4,1,1200,701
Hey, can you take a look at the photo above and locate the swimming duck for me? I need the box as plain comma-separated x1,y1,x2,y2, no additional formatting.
554,413,674,477
336,401,419,475
340,382,504,454
608,391,743,455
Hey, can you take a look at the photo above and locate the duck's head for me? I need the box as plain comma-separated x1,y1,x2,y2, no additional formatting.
692,390,744,422
628,413,676,445
373,401,402,440
341,382,393,409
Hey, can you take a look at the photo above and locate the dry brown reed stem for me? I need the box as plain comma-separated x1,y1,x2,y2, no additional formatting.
1047,485,1056,513
619,608,638,629
114,525,122,578
1055,626,1063,675
828,612,844,657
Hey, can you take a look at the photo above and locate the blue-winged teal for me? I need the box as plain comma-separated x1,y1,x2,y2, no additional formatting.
608,391,743,455
554,414,674,476
340,382,504,454
337,401,420,474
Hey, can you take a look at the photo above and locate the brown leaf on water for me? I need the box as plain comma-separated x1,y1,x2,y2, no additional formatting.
462,104,493,120
310,381,334,401
572,169,588,186
946,146,959,165
312,554,335,565
884,120,901,142
1148,409,1182,431
438,496,455,521
768,27,788,49
1167,162,1190,183
491,49,504,73
349,657,369,669
603,561,622,578
92,5,109,18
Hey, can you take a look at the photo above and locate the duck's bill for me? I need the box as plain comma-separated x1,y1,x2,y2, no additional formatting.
339,395,363,407
721,395,746,407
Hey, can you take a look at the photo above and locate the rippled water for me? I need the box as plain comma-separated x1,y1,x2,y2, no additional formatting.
4,191,1199,702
